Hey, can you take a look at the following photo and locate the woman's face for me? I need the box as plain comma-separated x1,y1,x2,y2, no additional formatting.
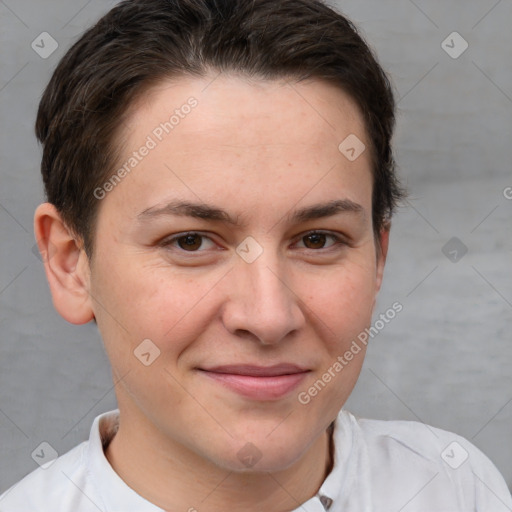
87,74,387,472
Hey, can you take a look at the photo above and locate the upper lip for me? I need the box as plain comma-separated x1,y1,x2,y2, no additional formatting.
199,364,310,377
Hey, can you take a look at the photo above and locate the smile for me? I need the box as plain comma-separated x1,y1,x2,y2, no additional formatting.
197,364,311,401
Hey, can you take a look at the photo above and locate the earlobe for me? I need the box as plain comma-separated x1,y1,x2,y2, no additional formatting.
34,203,95,325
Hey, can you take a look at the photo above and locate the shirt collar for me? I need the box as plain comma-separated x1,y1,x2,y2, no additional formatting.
87,408,355,511
86,409,163,511
311,409,355,511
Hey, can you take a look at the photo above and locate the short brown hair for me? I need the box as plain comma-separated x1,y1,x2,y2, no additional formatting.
36,0,405,259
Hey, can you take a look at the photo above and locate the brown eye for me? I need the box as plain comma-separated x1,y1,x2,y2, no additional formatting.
303,232,328,249
176,233,203,251
295,231,344,251
160,231,217,254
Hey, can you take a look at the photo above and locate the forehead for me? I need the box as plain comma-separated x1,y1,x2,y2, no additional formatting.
100,74,373,227
127,73,367,147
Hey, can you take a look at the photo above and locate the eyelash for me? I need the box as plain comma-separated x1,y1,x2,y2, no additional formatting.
159,230,347,254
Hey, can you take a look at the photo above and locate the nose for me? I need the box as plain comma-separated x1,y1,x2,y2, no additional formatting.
221,247,306,346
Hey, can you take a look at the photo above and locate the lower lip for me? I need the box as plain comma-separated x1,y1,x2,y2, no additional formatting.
199,371,309,400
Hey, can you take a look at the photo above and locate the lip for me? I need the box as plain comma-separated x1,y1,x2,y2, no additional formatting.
197,364,310,401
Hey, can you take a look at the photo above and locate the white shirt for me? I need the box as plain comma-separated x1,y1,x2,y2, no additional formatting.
1,408,511,511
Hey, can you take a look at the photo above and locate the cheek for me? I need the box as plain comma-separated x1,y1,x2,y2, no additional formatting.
90,250,225,358
297,253,378,349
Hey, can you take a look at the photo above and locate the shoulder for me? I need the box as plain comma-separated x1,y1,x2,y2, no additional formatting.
339,409,512,510
354,412,497,470
0,440,104,512
355,412,472,459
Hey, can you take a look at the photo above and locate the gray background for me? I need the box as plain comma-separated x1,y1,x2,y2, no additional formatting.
1,0,511,496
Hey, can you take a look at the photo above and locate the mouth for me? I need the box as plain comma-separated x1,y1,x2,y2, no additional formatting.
197,364,311,401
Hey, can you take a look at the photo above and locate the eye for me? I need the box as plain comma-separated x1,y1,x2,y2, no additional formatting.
159,230,345,255
160,232,216,252
295,231,345,250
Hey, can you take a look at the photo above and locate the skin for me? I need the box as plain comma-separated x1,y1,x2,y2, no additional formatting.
34,74,389,511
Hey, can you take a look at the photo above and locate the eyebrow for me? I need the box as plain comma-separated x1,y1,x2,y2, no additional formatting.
137,198,365,227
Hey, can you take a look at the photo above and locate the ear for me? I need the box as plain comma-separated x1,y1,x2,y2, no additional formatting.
375,221,390,293
34,203,95,324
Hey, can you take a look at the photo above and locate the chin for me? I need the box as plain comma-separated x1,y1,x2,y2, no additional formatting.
205,427,316,474
218,448,306,474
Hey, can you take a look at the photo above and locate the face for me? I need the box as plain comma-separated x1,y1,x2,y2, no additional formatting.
86,74,387,472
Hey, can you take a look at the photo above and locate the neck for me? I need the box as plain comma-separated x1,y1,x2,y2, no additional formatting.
104,409,333,512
